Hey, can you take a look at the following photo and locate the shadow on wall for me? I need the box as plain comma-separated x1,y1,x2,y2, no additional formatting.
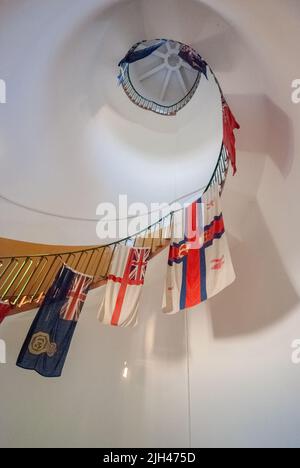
209,198,299,338
227,94,294,177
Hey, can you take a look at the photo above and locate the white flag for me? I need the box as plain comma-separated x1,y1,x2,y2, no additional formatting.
98,245,150,327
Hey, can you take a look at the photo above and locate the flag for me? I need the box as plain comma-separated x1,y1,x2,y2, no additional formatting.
178,44,208,79
222,97,240,175
98,245,150,327
119,39,167,67
16,265,92,378
0,301,11,325
164,185,235,314
118,39,167,84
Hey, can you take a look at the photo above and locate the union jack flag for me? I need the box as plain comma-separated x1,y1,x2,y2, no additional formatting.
60,273,92,322
129,248,150,285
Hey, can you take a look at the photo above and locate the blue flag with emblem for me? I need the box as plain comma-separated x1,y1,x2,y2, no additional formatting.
16,265,92,378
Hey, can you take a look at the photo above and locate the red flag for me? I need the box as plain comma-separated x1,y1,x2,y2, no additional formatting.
222,98,240,175
0,301,11,324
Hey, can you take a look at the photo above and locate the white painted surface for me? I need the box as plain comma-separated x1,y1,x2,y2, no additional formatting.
0,0,300,449
0,251,190,448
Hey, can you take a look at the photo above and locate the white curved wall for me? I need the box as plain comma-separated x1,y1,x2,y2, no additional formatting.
1,0,300,448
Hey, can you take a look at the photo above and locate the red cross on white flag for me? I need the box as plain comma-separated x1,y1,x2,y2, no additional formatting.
98,246,150,328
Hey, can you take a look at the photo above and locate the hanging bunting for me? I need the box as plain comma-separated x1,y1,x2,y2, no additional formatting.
222,97,240,175
98,245,150,327
0,301,11,325
163,184,235,314
16,265,92,378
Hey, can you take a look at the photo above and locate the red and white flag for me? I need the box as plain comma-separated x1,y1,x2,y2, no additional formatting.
164,184,236,314
0,301,11,325
98,246,151,327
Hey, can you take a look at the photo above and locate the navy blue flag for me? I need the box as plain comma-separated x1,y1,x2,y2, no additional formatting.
17,265,93,378
118,39,166,67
